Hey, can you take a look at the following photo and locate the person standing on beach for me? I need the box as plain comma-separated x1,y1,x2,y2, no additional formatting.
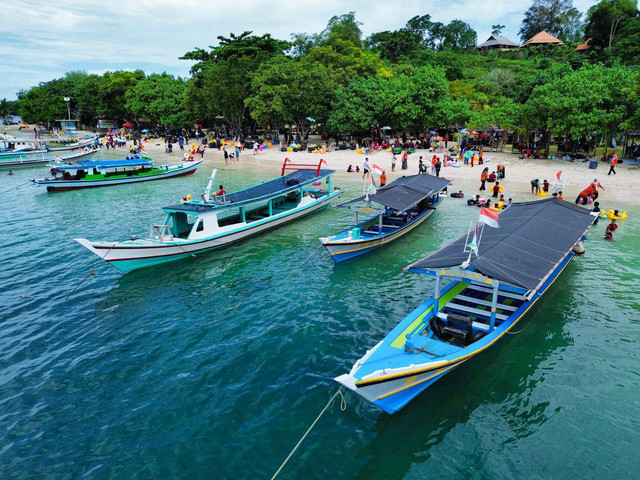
480,168,488,191
608,153,618,175
531,178,540,194
363,157,370,179
435,158,441,177
401,151,408,170
235,144,240,161
223,147,229,165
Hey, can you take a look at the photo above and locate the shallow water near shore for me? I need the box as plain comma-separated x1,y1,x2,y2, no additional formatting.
1,153,639,479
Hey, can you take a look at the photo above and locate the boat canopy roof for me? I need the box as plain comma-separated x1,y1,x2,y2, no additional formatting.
164,168,334,213
337,174,451,213
408,198,595,291
55,160,153,170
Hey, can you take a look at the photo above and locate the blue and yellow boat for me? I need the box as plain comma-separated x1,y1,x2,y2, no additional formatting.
336,198,596,414
320,174,450,262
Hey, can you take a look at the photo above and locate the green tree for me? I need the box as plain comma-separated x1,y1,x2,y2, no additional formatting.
492,25,506,36
125,73,192,127
519,0,583,43
181,32,290,130
246,57,336,138
0,98,20,117
611,16,640,64
525,64,635,156
583,0,639,51
366,29,424,61
98,70,145,121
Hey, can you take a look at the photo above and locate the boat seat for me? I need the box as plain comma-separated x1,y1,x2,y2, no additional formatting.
381,224,400,229
437,312,489,332
446,302,509,321
465,284,526,301
453,294,517,311
363,230,379,235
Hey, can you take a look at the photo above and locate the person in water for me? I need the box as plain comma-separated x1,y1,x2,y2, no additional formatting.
605,219,618,240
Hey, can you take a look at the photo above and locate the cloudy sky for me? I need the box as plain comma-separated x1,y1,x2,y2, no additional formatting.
1,0,597,100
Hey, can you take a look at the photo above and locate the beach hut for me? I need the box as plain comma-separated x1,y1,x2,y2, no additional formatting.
523,31,564,48
477,35,520,50
575,39,592,52
56,119,79,137
623,129,640,159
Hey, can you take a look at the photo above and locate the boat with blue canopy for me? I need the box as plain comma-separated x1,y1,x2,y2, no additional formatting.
31,158,202,191
335,198,596,414
320,174,450,262
75,159,341,272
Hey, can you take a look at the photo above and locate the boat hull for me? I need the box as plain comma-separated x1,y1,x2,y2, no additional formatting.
335,251,575,414
76,190,341,272
35,161,201,191
321,207,438,262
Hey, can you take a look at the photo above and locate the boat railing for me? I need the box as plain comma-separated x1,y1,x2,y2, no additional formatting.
149,224,174,241
281,157,327,177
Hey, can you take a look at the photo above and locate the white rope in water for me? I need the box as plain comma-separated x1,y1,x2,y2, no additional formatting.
271,387,346,480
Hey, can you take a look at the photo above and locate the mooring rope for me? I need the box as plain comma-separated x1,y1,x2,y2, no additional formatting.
278,243,324,284
0,181,31,195
271,387,346,480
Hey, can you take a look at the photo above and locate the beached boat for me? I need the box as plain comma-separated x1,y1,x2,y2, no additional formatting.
31,158,202,191
75,159,342,272
44,136,97,152
335,198,595,414
320,174,450,262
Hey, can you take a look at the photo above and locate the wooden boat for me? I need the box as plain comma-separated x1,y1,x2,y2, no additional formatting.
31,158,202,191
320,174,450,262
75,159,342,272
44,136,97,152
335,198,595,414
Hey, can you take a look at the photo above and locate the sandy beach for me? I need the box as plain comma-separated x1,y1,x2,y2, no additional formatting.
136,136,640,207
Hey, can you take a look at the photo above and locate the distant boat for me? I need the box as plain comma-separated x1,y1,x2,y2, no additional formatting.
75,159,342,272
44,136,98,152
31,158,202,191
320,174,450,262
336,198,596,414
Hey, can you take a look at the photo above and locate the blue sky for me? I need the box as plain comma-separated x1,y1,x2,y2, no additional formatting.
1,0,597,100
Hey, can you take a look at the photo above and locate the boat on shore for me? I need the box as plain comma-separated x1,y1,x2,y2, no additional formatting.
335,198,595,414
75,159,342,272
320,174,450,262
31,158,201,191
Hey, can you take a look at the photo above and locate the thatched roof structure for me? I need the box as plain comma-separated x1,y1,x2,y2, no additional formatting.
523,31,564,47
478,35,520,49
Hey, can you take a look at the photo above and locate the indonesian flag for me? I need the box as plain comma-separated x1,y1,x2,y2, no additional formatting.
55,154,63,162
372,164,385,176
556,170,562,180
479,207,499,228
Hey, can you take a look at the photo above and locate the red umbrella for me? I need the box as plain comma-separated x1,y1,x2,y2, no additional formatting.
122,122,134,128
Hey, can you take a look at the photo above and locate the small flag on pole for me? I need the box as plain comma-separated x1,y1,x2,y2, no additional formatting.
556,170,562,180
467,225,479,254
479,207,499,228
372,164,384,176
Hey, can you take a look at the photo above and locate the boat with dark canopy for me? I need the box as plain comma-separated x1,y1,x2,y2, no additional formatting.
76,159,341,272
336,198,596,414
320,174,451,262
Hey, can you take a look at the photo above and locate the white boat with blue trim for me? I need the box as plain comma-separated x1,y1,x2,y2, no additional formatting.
335,198,596,414
76,159,341,272
320,174,450,262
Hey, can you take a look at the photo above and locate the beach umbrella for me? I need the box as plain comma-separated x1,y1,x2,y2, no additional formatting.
122,122,134,128
141,129,149,133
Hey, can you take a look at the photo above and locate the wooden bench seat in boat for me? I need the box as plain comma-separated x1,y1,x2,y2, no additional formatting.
464,284,526,301
444,302,509,321
453,294,518,311
437,312,490,332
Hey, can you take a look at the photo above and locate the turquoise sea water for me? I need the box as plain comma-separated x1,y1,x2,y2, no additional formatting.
1,153,639,479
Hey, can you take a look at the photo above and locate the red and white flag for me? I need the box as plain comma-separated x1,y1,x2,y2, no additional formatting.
372,164,385,176
479,207,499,228
556,170,562,180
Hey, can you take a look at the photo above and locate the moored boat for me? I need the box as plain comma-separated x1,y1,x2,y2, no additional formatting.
320,174,450,262
335,198,596,414
75,159,342,272
31,158,202,191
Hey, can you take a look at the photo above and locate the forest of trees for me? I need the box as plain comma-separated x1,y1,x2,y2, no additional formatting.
3,0,640,149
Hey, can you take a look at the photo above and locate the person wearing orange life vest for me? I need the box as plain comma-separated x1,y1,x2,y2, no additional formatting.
608,153,618,175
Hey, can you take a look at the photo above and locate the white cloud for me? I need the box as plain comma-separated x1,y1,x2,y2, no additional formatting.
0,0,598,99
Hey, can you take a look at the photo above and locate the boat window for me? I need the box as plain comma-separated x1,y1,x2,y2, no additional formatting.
196,220,204,232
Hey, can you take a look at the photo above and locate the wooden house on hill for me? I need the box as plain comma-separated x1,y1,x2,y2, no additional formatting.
477,35,520,50
523,31,564,47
